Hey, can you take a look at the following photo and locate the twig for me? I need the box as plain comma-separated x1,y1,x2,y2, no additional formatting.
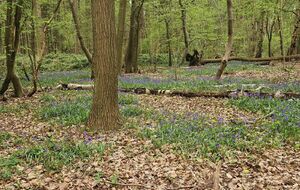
166,186,198,190
104,180,153,189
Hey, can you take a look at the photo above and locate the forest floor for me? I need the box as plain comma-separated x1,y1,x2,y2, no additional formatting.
0,61,300,189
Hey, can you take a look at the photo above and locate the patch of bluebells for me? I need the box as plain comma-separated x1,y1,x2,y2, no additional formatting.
83,131,93,144
267,81,300,93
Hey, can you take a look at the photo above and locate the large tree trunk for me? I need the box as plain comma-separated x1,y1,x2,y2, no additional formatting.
124,0,144,73
165,18,172,67
88,0,120,130
287,10,300,56
255,11,265,58
116,0,127,72
215,0,233,80
0,0,24,97
178,0,189,64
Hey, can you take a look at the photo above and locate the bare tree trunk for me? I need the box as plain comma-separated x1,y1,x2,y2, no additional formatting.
215,0,233,80
68,0,94,78
88,0,120,130
266,17,275,57
248,18,258,57
178,0,189,64
73,0,81,54
0,20,3,54
116,0,127,72
255,11,265,58
165,18,172,67
287,10,300,56
0,0,24,97
278,16,284,56
124,0,144,73
28,0,63,97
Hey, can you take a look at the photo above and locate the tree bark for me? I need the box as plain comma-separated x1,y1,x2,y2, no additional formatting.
215,0,233,80
68,0,94,78
255,11,265,58
0,20,2,54
165,18,172,67
0,0,24,97
265,17,275,57
277,16,284,56
287,10,300,56
88,0,120,130
124,0,144,73
116,0,127,72
73,0,81,54
178,0,189,64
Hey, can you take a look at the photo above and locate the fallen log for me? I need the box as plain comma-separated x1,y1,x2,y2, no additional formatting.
56,83,300,99
201,54,300,64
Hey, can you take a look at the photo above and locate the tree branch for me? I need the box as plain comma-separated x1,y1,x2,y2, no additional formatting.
68,0,93,64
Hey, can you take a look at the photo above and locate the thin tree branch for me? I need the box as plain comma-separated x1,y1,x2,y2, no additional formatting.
68,0,93,64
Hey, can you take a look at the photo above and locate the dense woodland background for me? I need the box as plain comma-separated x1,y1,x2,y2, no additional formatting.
1,0,300,70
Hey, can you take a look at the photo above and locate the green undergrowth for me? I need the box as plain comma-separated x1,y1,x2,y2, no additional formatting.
0,138,106,180
0,103,31,114
229,97,300,141
0,132,24,150
38,92,144,126
134,97,300,160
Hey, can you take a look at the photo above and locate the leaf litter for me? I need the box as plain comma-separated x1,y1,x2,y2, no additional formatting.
0,93,299,190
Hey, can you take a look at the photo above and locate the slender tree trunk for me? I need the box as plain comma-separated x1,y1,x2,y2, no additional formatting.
215,0,233,80
116,0,127,72
0,20,2,54
0,0,24,97
87,0,120,130
178,0,189,64
0,20,3,54
248,17,258,57
124,0,144,73
68,0,94,78
266,17,275,57
255,12,265,58
277,16,284,56
165,18,172,67
73,0,80,54
28,0,63,97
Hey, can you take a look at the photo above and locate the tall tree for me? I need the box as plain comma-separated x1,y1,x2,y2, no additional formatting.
215,0,233,80
68,0,94,78
0,0,24,97
124,0,144,73
116,0,127,72
88,0,120,130
265,16,275,57
178,0,189,64
255,11,265,58
0,20,2,54
287,7,300,56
